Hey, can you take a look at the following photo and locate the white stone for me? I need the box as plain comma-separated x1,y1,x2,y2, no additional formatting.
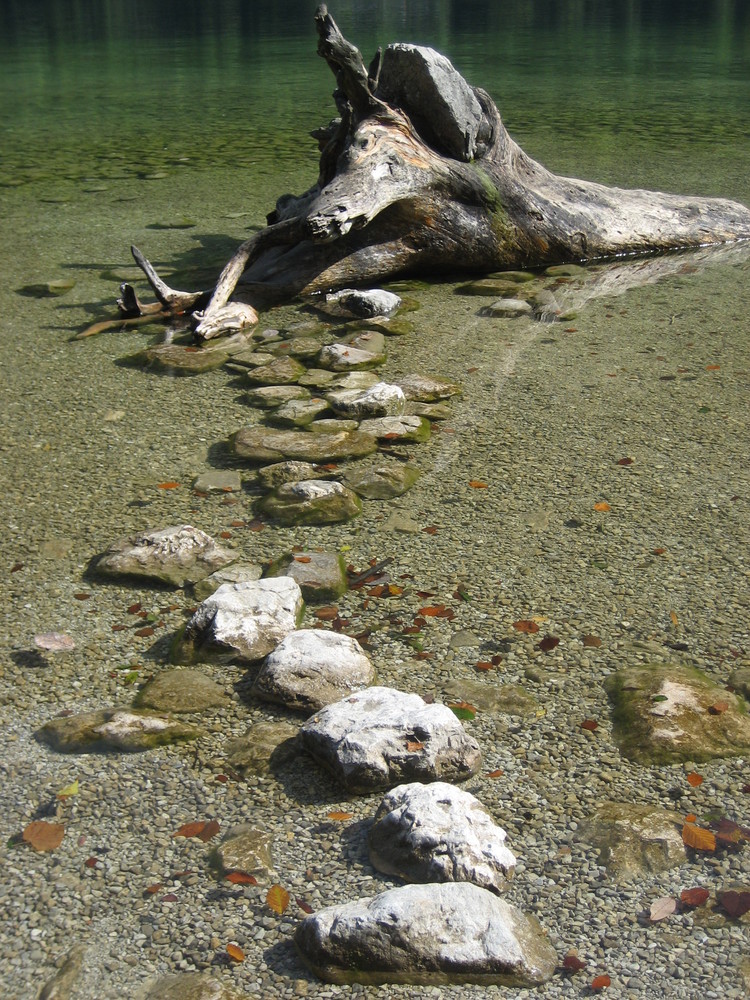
369,782,516,893
294,882,556,986
318,343,384,371
96,524,235,587
326,381,406,418
320,288,401,318
299,686,481,791
254,630,375,712
182,578,304,662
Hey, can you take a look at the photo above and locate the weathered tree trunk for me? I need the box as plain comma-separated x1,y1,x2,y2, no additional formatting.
127,5,750,336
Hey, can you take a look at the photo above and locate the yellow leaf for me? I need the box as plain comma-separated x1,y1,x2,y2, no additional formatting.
56,779,79,799
266,883,290,915
670,610,679,627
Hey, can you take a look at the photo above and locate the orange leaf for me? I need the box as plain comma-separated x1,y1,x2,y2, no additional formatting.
197,819,220,842
314,606,339,621
475,661,494,672
670,610,679,627
580,719,599,731
486,769,504,778
294,556,312,563
225,871,257,885
418,604,446,617
405,741,425,752
705,364,720,371
686,772,703,787
591,974,611,991
468,480,488,489
684,813,697,823
326,811,353,821
512,619,539,634
157,481,180,489
593,502,611,512
173,820,212,839
682,822,716,852
144,883,162,895
680,887,710,908
708,701,729,715
226,943,245,963
22,820,65,852
266,883,290,915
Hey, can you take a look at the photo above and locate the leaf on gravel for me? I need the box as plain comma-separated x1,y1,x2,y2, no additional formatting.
226,943,245,962
580,719,599,732
582,634,602,647
144,883,163,895
266,883,290,915
708,701,729,715
56,779,79,799
686,772,704,787
537,635,559,652
616,457,634,465
593,501,611,512
682,822,716,852
512,619,539,634
712,817,750,846
680,887,710,908
173,819,220,841
591,974,611,991
649,896,676,921
468,480,488,488
326,811,353,821
475,661,494,671
225,871,258,885
197,819,221,842
447,701,476,721
22,820,65,852
562,951,587,972
314,606,339,620
157,481,180,489
486,769,504,778
717,890,750,919
296,897,314,914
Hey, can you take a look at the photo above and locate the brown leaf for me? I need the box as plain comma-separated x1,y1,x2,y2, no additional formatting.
717,890,750,919
326,811,353,821
712,818,749,846
219,531,232,540
405,741,425,753
580,719,599,732
157,481,180,489
562,951,587,973
225,871,257,885
652,547,667,555
226,943,245,962
591,974,611,991
73,592,91,601
512,619,539,634
537,635,559,652
134,626,155,637
649,896,677,922
682,822,716,852
680,887,710,908
314,606,339,621
296,898,314,914
144,883,162,895
294,556,311,563
475,661,494,672
616,457,634,466
197,819,220,843
127,602,142,614
486,769,504,778
22,821,65,852
266,883,290,915
708,701,729,715
468,480,488,489
173,820,213,840
593,501,611,512
160,892,179,902
582,634,602,647
422,525,438,535
686,772,703,788
418,604,446,617
84,856,99,868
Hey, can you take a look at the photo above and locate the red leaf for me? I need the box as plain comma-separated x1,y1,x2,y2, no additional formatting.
197,819,220,842
296,898,314,914
157,481,180,490
225,871,258,885
717,890,750,918
84,856,99,868
512,619,539,634
686,772,703,787
580,719,598,732
680,887,710,908
226,943,245,962
422,525,439,535
173,820,218,840
537,635,559,652
708,701,729,715
562,952,587,973
475,661,494,672
591,974,611,991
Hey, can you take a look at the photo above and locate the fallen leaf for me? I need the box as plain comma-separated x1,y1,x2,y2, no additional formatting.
418,604,446,617
422,525,438,535
486,769,504,778
405,740,425,752
684,813,697,823
34,632,76,652
22,821,65,852
161,893,179,902
56,779,79,799
447,701,476,721
582,634,602,647
315,606,339,621
652,547,667,555
491,654,503,665
84,857,99,868
682,822,716,852
537,635,559,652
225,871,257,885
591,974,611,991
266,883,290,915
705,364,721,371
475,661,494,672
127,602,143,614
686,772,704,788
593,502,611,512
670,610,679,627
468,480,488,489
326,811,353,821
717,890,750,919
708,701,729,715
226,943,245,962
173,820,219,841
513,619,539,634
157,481,180,489
144,883,162,895
712,817,750,846
73,592,91,600
11,562,24,572
562,951,587,973
616,457,634,466
296,898,314,914
197,819,221,842
219,531,232,540
134,626,155,637
680,887,710,908
580,719,599,731
649,896,676,922
294,556,312,563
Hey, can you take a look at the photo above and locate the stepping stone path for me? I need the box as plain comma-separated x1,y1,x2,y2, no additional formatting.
177,578,304,663
369,781,516,893
95,524,236,587
232,426,377,463
264,549,348,602
293,881,557,986
254,629,375,712
325,380,406,417
35,709,202,753
299,686,482,792
258,479,362,526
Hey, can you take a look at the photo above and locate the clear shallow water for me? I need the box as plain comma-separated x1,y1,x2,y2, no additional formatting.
1,3,749,997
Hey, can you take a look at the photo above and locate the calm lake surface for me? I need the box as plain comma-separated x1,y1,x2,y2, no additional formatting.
1,2,749,997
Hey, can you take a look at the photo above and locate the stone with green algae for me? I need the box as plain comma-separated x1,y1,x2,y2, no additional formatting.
225,721,299,776
264,549,349,602
133,669,229,713
576,801,686,877
35,709,203,753
233,426,376,464
605,662,750,764
259,480,362,526
244,356,307,385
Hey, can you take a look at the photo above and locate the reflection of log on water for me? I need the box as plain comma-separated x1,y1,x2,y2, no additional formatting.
122,4,750,338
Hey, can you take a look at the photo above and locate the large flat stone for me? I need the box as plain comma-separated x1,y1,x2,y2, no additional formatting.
259,479,362,526
233,426,377,464
95,524,236,588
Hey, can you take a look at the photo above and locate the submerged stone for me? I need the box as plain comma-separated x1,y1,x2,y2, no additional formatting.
294,881,556,986
140,971,246,1000
482,298,533,317
326,381,406,419
216,825,274,877
225,721,299,776
256,460,335,490
318,343,387,371
577,801,687,878
264,549,348,602
233,426,377,464
95,524,236,588
358,415,431,443
259,479,362,526
36,709,202,753
605,663,750,763
191,470,242,494
318,288,402,318
244,356,307,385
245,384,310,408
395,373,461,401
133,669,229,713
343,461,420,499
268,396,331,427
191,562,264,602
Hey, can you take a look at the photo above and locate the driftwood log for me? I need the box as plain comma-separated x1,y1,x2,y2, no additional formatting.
123,4,750,339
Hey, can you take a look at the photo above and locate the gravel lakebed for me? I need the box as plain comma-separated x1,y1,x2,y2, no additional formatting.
1,176,749,999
